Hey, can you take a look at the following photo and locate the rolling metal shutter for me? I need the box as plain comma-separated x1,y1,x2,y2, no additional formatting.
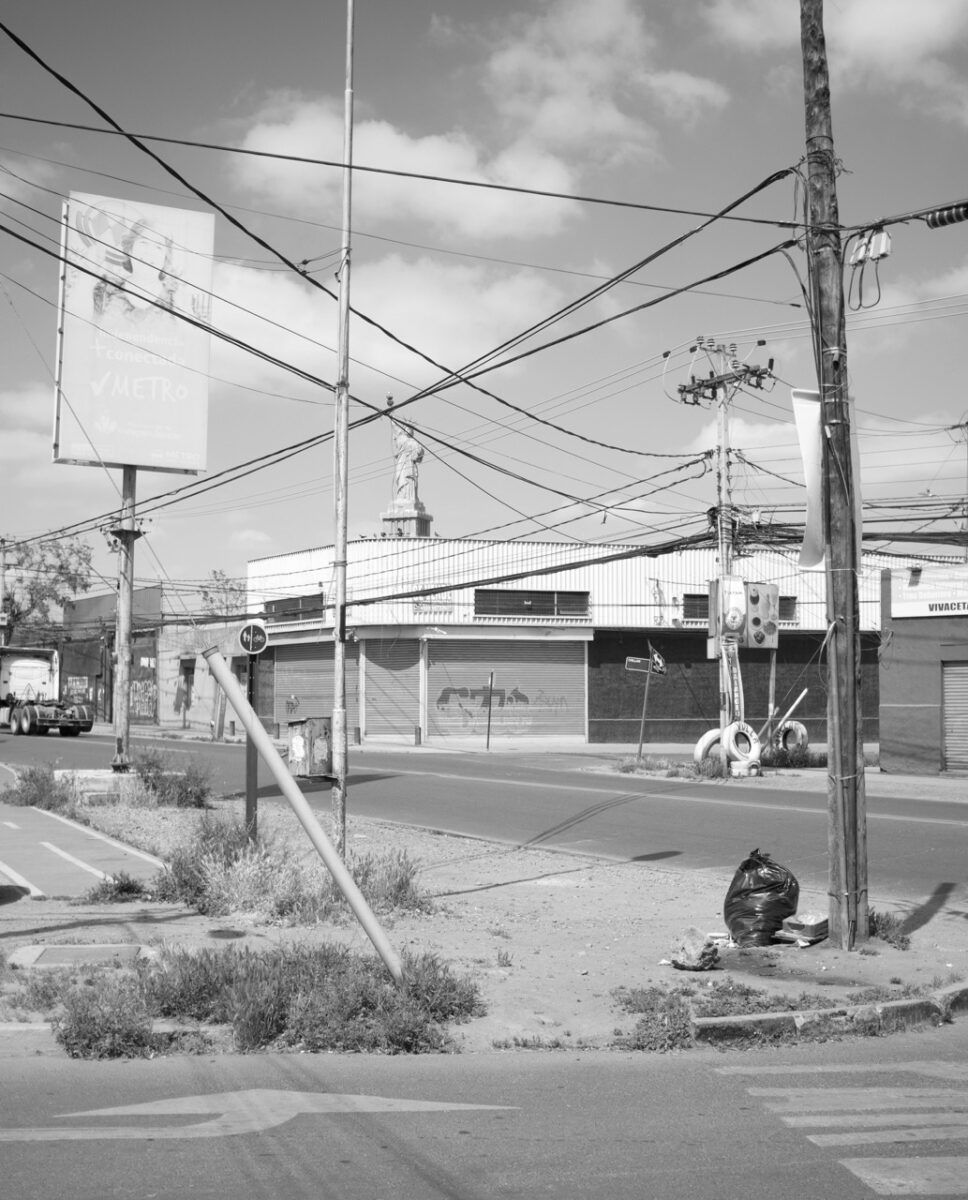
942,662,968,769
427,639,585,739
273,643,358,733
364,638,421,736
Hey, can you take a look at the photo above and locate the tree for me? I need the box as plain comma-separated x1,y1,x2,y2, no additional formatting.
199,569,247,617
1,536,93,644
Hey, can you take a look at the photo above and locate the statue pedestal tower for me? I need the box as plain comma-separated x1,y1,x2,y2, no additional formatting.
381,500,432,539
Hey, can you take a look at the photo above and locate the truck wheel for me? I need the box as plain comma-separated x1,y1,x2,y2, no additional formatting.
19,708,35,736
9,711,20,735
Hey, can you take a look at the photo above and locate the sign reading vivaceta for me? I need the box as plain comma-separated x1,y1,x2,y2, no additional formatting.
54,193,215,474
890,566,968,618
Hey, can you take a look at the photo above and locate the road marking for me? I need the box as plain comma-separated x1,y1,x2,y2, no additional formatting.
2,820,19,828
0,1088,516,1142
0,856,44,896
33,807,165,867
842,1157,968,1195
40,842,108,879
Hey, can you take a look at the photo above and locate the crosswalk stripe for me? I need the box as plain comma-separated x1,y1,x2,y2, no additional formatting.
842,1156,968,1195
786,1112,968,1129
810,1125,968,1147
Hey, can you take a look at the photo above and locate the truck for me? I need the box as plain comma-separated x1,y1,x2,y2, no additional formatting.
0,646,95,737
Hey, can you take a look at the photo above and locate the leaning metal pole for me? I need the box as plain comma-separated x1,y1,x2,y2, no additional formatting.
331,0,355,856
203,647,404,984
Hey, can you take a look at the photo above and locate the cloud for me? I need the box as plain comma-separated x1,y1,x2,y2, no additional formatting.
207,253,567,407
704,0,968,122
231,93,577,240
349,253,567,389
485,0,726,162
229,1,728,239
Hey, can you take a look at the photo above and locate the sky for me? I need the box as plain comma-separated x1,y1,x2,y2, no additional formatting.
3,0,968,614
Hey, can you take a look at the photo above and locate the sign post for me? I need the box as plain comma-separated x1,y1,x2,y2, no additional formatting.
626,646,666,760
238,621,268,839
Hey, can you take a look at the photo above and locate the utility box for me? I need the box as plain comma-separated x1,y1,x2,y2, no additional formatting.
287,717,332,778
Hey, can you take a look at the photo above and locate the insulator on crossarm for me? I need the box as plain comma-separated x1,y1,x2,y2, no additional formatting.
926,203,968,229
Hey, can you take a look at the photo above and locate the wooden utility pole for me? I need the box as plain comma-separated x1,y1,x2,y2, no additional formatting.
800,0,868,948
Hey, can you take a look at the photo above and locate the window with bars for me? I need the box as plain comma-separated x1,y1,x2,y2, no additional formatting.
474,589,590,618
265,592,326,622
682,593,709,621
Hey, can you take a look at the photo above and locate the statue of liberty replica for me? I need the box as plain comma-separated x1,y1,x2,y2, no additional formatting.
382,398,432,537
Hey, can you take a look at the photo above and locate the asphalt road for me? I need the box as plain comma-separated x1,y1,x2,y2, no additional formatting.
1,732,966,913
3,1027,968,1199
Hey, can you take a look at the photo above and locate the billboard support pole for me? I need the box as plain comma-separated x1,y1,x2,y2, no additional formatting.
111,465,140,772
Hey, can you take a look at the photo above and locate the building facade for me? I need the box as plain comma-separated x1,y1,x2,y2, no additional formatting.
247,539,898,746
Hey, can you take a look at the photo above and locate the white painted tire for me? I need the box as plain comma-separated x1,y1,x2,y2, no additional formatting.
773,720,809,753
693,728,722,764
722,720,761,762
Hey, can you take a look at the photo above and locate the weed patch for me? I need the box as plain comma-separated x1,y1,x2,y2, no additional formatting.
869,908,911,950
1,763,76,812
613,985,695,1052
131,749,211,808
144,942,482,1054
83,872,150,904
688,979,838,1017
53,973,160,1059
151,815,432,923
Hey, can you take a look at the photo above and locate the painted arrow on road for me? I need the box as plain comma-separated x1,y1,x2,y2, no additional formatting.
0,1088,517,1142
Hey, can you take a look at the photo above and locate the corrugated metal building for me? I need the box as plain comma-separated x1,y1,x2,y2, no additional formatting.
247,539,908,746
879,563,968,773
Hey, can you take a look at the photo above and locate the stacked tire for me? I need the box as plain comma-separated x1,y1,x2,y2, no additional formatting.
694,721,762,768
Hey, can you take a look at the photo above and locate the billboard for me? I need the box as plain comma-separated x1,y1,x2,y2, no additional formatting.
54,193,215,474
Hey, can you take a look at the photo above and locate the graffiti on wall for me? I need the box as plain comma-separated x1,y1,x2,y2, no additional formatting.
433,680,569,736
130,678,158,721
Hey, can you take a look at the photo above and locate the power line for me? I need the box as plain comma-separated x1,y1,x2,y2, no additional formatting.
0,109,806,231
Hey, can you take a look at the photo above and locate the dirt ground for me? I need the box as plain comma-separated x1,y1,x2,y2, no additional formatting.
4,764,967,1052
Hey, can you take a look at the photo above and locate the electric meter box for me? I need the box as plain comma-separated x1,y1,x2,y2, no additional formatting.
708,577,779,650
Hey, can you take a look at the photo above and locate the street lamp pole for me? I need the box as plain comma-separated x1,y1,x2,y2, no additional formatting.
331,0,355,857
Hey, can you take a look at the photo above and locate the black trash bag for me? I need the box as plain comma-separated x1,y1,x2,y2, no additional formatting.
723,848,799,946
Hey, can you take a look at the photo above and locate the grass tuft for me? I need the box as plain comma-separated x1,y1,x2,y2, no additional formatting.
613,985,694,1052
53,973,160,1059
869,908,911,950
1,763,76,812
83,872,150,904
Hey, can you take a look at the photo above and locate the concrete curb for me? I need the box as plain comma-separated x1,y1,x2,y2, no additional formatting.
692,980,968,1044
